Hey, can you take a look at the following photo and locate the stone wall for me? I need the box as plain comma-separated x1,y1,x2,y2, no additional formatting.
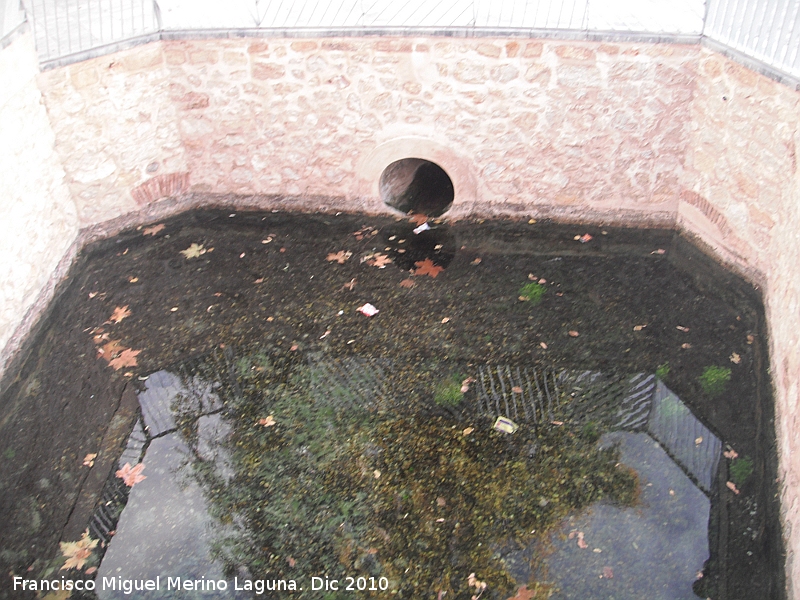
36,37,698,227
682,48,800,595
0,30,77,371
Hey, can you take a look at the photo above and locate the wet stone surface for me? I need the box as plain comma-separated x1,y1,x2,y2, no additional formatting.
0,209,784,599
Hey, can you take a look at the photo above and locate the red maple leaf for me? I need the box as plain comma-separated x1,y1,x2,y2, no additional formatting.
368,253,392,268
413,258,444,278
108,305,131,324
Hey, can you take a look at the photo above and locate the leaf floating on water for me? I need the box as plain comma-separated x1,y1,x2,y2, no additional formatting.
651,248,666,254
633,324,646,331
60,529,98,570
258,416,276,427
437,497,447,506
82,453,97,467
539,342,548,349
681,343,692,349
602,566,614,579
180,243,207,259
577,531,589,549
676,325,690,332
142,223,165,236
357,303,379,317
511,386,523,394
413,258,444,278
695,436,703,445
724,448,739,460
730,352,741,364
471,257,482,265
507,585,536,600
116,463,146,487
568,330,580,337
326,250,352,264
108,305,131,324
726,481,740,495
462,427,474,436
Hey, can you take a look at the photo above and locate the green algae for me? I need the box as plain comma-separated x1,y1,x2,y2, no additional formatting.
699,366,731,397
174,350,638,599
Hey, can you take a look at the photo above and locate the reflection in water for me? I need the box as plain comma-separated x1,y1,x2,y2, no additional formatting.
84,348,729,599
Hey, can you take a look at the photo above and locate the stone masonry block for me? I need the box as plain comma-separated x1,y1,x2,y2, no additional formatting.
69,64,99,89
505,42,520,58
290,41,318,53
523,42,543,58
453,60,486,84
476,43,502,58
189,50,219,65
555,45,596,62
252,62,286,80
164,49,186,65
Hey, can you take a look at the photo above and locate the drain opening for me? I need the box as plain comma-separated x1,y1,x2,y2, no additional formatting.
380,158,454,217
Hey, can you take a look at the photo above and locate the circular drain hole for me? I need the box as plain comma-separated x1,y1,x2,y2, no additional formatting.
380,158,454,217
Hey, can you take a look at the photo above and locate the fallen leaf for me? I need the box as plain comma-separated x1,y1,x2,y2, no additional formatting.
326,250,352,264
437,497,447,506
539,342,547,349
724,448,739,460
108,348,141,370
462,427,474,436
116,463,146,487
254,278,264,284
409,213,428,225
128,276,138,283
511,386,523,394
633,324,646,331
287,557,296,568
143,223,165,236
60,529,98,570
109,306,131,324
695,436,703,445
577,531,588,549
568,330,579,337
538,278,547,284
82,453,97,468
471,257,482,265
98,339,124,359
578,233,593,243
651,248,666,254
602,566,614,579
726,481,740,495
342,278,357,291
681,343,692,349
506,585,536,600
676,325,690,332
258,416,276,427
441,317,450,323
460,378,475,393
180,243,206,259
399,278,416,288
373,470,381,479
730,352,741,364
368,253,392,268
413,258,444,278
88,292,98,299
528,273,536,281
746,334,755,344
290,344,299,351
358,303,379,317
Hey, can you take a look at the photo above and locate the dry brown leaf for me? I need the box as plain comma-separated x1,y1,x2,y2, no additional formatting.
116,463,146,487
726,481,740,495
82,453,97,467
730,352,741,364
108,348,140,370
413,258,444,278
326,250,352,264
408,213,428,225
568,330,579,337
142,223,165,236
368,253,392,268
109,305,131,324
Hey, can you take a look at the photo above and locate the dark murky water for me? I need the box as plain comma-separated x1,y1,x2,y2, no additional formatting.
0,210,783,599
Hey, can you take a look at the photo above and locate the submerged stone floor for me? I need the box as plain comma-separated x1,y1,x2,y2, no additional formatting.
0,209,784,599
